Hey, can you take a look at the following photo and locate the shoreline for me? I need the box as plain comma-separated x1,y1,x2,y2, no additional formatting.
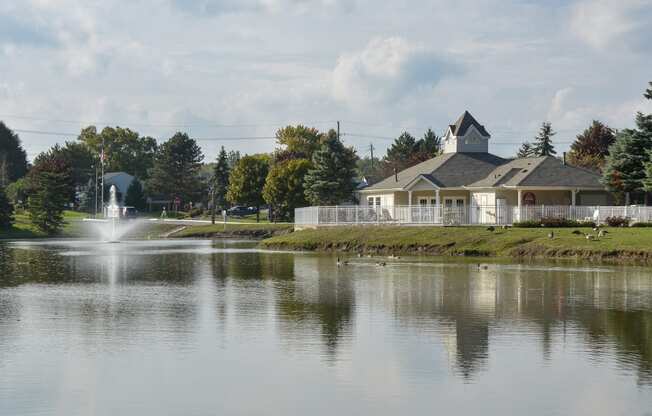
260,226,652,264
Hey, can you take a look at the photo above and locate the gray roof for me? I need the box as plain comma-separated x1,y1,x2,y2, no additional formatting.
364,152,506,190
365,155,604,191
449,111,490,137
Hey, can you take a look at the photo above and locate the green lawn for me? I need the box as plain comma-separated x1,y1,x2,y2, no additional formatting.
261,226,652,261
172,223,293,238
1,210,87,239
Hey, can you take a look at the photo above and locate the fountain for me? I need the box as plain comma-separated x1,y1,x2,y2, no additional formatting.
83,185,143,242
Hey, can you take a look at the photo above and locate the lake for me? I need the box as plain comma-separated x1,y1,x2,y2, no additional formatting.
1,239,651,415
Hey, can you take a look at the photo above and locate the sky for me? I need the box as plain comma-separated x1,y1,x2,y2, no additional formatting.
1,0,651,162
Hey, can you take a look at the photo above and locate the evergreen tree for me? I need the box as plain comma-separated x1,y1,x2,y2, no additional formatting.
516,142,534,158
385,132,417,171
304,134,358,205
567,120,615,171
0,121,28,186
645,81,652,100
211,147,230,223
226,155,270,222
603,129,651,198
0,184,14,230
413,129,442,162
531,122,557,156
125,179,146,210
147,132,204,204
263,159,312,221
27,157,73,234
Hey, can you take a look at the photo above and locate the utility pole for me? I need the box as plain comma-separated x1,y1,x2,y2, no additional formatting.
100,137,105,218
369,143,375,170
337,121,340,141
94,164,98,218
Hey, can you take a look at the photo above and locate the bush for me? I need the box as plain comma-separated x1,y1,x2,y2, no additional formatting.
513,217,595,228
184,207,204,218
629,222,652,227
605,216,630,227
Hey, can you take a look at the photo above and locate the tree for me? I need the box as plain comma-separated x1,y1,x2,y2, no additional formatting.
645,81,652,100
274,125,323,161
385,132,417,171
27,156,73,234
531,122,557,157
0,121,28,186
304,133,358,205
78,126,157,179
227,155,270,222
211,147,230,223
567,120,615,171
147,132,204,205
125,179,146,210
227,150,241,169
516,142,535,158
263,159,312,221
0,184,14,230
413,129,442,162
603,129,651,200
5,178,29,209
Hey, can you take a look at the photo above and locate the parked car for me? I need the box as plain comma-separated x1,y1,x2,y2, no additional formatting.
227,206,256,217
122,207,139,219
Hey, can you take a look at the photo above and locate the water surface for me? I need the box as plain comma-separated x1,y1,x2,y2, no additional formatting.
1,239,652,415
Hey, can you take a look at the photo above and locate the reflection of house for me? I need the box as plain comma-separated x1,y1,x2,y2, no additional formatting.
358,111,611,213
103,172,136,205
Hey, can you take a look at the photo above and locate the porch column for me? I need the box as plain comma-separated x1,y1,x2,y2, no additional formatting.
517,189,522,222
408,190,413,223
435,189,440,223
571,189,576,206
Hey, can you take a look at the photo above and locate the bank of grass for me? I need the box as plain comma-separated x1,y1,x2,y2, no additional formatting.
261,226,652,262
0,210,88,239
171,222,293,239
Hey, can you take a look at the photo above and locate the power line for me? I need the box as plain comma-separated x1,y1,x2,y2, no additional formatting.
11,128,276,141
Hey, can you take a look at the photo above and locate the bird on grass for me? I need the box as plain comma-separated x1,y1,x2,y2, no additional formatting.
486,226,495,232
572,229,582,235
337,257,349,266
477,263,489,270
548,231,554,239
585,234,595,241
376,261,387,267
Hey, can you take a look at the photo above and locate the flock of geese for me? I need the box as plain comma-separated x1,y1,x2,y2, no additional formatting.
548,227,608,240
337,254,402,267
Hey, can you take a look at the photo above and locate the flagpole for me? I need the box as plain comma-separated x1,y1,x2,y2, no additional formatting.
100,137,104,218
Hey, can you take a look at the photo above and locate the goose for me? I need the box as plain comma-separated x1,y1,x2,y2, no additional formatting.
337,257,348,266
548,231,554,239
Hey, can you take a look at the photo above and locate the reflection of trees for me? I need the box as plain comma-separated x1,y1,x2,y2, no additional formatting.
276,256,354,359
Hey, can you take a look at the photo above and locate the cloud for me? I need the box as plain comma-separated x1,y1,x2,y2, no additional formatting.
332,37,453,107
0,15,56,47
570,0,652,52
170,0,350,15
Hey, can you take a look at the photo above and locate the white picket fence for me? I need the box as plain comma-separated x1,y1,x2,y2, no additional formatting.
295,205,652,227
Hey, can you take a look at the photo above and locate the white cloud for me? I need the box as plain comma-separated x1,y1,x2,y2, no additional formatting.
570,0,652,52
332,37,451,107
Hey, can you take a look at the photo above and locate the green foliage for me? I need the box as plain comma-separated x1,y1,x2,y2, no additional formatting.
78,126,157,179
32,148,77,204
645,81,652,100
385,131,417,171
227,150,241,169
0,121,28,185
304,135,358,205
125,179,146,210
531,122,556,156
227,154,270,221
516,142,534,158
45,141,96,189
0,184,14,229
274,125,323,161
5,178,29,208
213,147,230,211
147,132,204,203
263,159,312,221
414,128,442,162
567,120,615,171
27,157,73,235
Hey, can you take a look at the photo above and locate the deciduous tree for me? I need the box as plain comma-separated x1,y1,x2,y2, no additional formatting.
263,159,312,221
567,121,615,171
274,125,323,161
0,184,14,230
227,154,270,222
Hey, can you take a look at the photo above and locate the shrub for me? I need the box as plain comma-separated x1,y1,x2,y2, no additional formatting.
513,217,595,228
629,222,652,227
605,216,630,227
185,207,204,218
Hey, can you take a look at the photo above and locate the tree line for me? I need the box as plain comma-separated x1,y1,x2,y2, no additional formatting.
1,81,651,233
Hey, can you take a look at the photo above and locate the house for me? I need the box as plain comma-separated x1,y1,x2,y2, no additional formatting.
357,111,612,221
103,172,136,205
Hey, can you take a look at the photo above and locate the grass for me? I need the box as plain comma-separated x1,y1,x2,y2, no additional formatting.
1,210,87,239
172,222,293,239
261,225,652,262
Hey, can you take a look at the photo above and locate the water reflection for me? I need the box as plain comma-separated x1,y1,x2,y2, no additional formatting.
1,240,652,414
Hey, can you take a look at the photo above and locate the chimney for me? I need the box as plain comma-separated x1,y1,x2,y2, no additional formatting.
562,152,566,165
394,167,398,182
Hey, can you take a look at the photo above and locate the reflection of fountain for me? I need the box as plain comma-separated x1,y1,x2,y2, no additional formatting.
83,185,143,243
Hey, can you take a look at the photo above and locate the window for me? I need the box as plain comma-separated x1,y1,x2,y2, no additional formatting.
367,197,374,206
375,197,381,207
418,198,428,206
430,198,437,205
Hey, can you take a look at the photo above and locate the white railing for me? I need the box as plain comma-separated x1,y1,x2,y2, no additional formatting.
294,205,652,227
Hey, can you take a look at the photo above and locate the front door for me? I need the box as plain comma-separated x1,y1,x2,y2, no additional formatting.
444,197,465,225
